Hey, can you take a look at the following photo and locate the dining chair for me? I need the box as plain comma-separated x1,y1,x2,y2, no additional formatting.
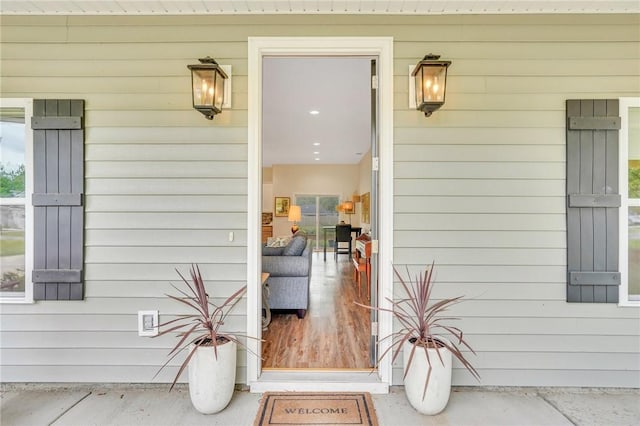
334,224,352,260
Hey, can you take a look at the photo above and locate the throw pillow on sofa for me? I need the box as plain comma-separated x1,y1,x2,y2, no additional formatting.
283,235,307,256
267,236,291,247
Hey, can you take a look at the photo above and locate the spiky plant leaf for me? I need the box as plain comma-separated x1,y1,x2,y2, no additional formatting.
153,264,259,391
355,262,480,400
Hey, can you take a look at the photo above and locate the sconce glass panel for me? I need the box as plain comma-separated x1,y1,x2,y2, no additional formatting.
191,69,219,110
188,58,228,120
214,71,225,111
412,55,451,117
418,65,447,103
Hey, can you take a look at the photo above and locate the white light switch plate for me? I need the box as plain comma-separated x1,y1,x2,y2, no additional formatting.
138,310,159,336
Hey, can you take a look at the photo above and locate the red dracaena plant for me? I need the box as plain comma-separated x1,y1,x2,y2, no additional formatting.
356,262,480,399
153,264,247,390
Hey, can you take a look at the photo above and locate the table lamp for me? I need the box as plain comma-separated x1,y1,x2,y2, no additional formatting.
288,205,301,234
343,200,354,224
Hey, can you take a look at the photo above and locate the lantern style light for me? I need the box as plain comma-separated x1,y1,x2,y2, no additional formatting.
187,57,228,120
411,54,451,117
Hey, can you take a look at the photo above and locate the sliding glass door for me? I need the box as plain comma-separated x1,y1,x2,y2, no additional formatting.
295,194,339,250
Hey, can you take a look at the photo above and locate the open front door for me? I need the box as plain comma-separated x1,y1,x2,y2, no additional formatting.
369,59,380,366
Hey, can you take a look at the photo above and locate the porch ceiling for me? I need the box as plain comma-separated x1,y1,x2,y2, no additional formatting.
1,1,638,15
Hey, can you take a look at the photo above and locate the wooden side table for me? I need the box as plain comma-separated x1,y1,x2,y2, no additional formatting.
261,225,273,244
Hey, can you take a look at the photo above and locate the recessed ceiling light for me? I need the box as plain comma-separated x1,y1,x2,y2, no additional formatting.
314,158,320,161
313,151,320,155
309,110,320,115
312,142,320,146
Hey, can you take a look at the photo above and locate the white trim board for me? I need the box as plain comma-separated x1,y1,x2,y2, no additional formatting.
246,36,394,393
5,1,638,15
618,97,640,307
0,98,34,304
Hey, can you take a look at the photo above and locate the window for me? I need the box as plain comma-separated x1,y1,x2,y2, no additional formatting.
0,99,33,303
620,98,640,306
294,194,340,250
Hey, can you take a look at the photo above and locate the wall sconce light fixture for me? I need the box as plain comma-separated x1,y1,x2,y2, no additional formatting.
342,200,354,214
187,56,228,120
336,200,355,223
343,200,355,224
411,54,451,117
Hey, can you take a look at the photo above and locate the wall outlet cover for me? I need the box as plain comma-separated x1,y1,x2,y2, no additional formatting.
138,310,159,337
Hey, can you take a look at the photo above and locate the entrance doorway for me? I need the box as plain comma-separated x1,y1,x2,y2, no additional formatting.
247,37,394,393
261,55,373,369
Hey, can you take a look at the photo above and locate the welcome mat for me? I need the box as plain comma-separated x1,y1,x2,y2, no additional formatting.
254,392,378,426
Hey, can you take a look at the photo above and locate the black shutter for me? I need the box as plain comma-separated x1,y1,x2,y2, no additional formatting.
31,99,84,300
566,99,621,303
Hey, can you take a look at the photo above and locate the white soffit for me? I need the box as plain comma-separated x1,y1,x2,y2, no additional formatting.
1,1,639,15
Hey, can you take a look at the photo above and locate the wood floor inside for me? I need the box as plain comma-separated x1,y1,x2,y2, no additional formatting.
261,251,372,369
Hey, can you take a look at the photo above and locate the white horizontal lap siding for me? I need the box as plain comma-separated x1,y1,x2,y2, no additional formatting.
1,13,639,387
392,14,640,388
80,86,249,380
1,15,252,384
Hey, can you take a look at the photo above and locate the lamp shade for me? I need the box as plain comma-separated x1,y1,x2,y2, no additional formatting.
342,201,355,214
412,54,451,117
187,57,228,120
288,205,301,222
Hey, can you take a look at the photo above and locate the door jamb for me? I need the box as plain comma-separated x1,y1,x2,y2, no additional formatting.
247,36,394,390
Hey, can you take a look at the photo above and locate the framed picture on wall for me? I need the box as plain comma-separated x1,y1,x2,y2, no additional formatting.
274,197,290,217
262,212,273,225
361,192,370,223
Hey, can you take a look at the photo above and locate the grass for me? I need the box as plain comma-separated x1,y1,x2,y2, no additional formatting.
629,225,640,296
1,270,25,292
628,246,640,296
1,229,25,256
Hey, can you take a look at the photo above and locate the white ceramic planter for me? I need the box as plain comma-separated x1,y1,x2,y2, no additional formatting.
187,339,237,414
402,337,452,415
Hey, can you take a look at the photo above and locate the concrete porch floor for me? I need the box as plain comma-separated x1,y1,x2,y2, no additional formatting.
1,384,638,426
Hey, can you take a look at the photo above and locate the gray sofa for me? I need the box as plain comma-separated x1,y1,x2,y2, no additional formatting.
262,236,312,319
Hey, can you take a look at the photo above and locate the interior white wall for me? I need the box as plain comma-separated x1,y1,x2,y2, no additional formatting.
262,167,273,214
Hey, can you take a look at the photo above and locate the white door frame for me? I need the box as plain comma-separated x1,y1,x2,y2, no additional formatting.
247,36,394,392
